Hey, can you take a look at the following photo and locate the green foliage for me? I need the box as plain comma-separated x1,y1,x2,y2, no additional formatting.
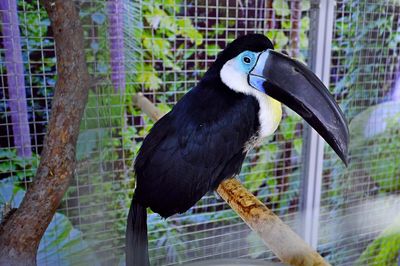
65,85,131,263
348,101,400,192
244,143,278,193
323,3,400,264
355,216,400,266
0,179,97,266
136,64,163,90
81,85,125,130
79,1,110,75
135,0,203,92
147,209,239,264
266,30,289,48
332,1,400,120
0,149,38,183
323,101,400,264
272,0,291,17
17,1,56,118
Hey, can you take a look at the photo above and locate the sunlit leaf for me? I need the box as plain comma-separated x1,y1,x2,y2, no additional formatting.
266,30,288,49
273,0,290,17
206,44,220,57
137,65,162,90
177,18,203,45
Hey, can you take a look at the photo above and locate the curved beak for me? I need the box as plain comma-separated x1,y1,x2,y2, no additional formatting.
249,49,349,165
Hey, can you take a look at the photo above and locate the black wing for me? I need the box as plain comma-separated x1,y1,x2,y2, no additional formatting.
134,84,260,218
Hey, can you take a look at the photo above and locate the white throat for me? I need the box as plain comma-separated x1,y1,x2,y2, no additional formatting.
220,58,282,140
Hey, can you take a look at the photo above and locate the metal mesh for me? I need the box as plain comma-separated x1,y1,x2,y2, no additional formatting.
0,0,399,265
319,1,400,265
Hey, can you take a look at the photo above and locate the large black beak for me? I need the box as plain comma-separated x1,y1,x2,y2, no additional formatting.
249,49,349,165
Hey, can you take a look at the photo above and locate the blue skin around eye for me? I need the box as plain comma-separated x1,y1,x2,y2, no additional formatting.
237,51,257,73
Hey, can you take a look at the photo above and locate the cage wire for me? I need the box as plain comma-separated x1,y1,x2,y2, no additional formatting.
0,0,399,265
318,1,400,266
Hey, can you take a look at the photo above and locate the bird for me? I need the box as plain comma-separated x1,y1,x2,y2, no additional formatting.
126,33,349,266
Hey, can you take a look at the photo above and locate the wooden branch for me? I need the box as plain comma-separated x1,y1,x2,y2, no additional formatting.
132,93,330,266
217,179,328,266
0,1,90,265
133,93,164,120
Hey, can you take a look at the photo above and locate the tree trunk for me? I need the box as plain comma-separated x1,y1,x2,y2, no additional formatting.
0,0,32,157
0,0,90,265
108,0,126,93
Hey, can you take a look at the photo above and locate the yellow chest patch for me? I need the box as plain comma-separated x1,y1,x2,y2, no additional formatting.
244,95,282,151
256,93,282,138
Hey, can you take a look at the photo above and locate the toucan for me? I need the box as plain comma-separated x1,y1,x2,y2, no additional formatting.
126,34,349,266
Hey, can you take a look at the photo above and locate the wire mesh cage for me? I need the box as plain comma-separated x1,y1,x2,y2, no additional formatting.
0,0,399,265
318,1,400,265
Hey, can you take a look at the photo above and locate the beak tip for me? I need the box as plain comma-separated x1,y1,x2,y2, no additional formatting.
338,141,349,167
330,131,349,167
341,154,349,167
335,121,349,167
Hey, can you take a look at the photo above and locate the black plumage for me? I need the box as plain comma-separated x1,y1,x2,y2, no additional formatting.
134,34,273,218
134,82,260,217
126,33,349,266
126,34,274,266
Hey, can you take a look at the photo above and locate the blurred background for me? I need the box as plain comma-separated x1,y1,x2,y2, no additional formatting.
0,0,399,265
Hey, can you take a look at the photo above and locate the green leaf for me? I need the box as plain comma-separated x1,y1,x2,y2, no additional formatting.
76,129,110,160
266,30,288,49
293,138,303,155
206,44,220,57
355,216,400,266
81,86,124,130
163,57,182,71
280,117,296,140
302,0,310,11
301,17,310,32
209,23,226,37
0,162,16,173
0,179,98,265
273,0,290,17
162,0,182,12
0,149,16,158
142,35,172,59
137,64,162,90
177,18,203,45
281,20,291,30
38,212,99,265
300,32,309,50
157,103,172,114
144,7,177,32
183,48,196,60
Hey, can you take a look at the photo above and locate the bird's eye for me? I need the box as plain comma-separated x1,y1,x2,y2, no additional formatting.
243,56,251,64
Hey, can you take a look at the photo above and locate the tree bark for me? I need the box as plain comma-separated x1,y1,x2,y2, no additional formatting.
0,0,32,157
0,0,90,265
108,0,126,93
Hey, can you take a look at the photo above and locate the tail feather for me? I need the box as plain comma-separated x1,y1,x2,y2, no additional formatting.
126,200,150,266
